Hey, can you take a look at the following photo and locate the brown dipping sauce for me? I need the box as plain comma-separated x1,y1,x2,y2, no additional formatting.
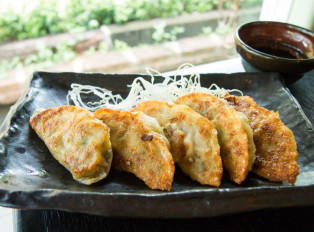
248,41,308,59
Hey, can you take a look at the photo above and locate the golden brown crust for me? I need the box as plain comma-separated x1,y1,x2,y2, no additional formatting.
29,105,112,185
225,95,299,184
176,93,256,184
132,100,222,187
94,108,174,191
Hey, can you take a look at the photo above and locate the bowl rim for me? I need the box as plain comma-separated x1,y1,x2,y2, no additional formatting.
235,21,314,61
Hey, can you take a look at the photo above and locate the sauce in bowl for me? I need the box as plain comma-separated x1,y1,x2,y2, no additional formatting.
235,21,314,83
248,41,309,59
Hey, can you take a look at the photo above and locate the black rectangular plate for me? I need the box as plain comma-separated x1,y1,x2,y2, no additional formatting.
0,72,313,218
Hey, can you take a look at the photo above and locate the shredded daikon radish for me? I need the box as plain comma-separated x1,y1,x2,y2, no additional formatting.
66,63,243,111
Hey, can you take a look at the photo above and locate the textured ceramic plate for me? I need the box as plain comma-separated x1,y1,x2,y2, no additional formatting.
0,72,313,218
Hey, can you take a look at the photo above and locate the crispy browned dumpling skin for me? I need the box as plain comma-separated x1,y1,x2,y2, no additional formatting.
94,108,174,191
176,93,256,184
133,100,222,187
225,95,299,184
29,106,112,185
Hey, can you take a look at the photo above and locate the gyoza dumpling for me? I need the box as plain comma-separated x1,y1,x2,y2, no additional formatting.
225,94,299,184
29,105,112,185
176,93,256,184
94,108,174,191
132,100,222,187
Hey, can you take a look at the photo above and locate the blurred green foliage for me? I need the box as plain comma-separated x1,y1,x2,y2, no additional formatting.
152,22,185,43
0,0,263,78
0,40,77,79
0,0,263,43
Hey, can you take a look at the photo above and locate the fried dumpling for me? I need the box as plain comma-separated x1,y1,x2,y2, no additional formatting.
29,105,112,185
225,94,299,184
94,108,174,191
176,93,256,184
133,100,222,187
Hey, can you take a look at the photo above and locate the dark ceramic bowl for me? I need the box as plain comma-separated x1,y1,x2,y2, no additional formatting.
235,21,314,83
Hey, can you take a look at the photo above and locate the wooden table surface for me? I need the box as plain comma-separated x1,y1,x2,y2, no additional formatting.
12,58,314,232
